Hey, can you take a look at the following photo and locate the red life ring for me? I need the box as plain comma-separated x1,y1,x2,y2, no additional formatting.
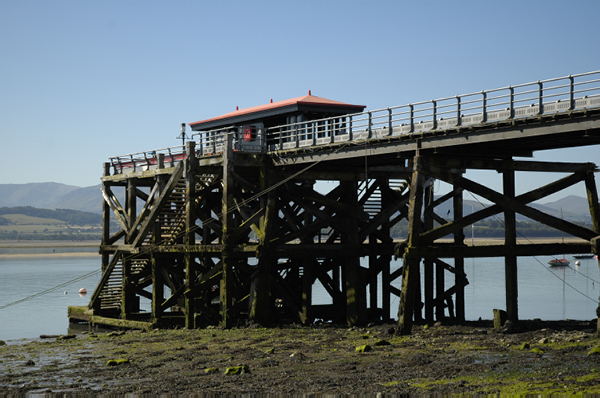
243,126,254,142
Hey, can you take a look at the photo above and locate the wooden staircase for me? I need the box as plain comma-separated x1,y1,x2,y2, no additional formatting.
91,176,187,313
159,178,187,244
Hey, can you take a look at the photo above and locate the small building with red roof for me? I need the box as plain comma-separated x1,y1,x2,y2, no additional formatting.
190,92,365,154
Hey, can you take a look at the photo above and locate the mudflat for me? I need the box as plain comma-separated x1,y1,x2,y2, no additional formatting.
2,320,600,395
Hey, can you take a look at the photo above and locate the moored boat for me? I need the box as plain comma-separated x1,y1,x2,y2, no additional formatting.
549,258,570,266
573,254,595,259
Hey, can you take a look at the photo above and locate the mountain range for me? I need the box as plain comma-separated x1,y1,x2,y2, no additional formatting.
0,182,594,222
0,183,102,213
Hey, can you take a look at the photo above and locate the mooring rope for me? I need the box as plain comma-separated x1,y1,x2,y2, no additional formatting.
465,190,600,304
0,268,101,310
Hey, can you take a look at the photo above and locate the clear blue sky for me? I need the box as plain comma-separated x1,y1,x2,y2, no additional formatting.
1,0,599,202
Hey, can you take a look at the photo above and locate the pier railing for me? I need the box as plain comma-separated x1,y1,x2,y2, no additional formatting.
107,70,600,175
265,70,600,151
108,146,188,175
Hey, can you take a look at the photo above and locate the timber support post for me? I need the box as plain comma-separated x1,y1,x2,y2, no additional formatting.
122,178,138,319
503,163,519,324
249,165,275,325
453,185,465,321
397,155,424,335
345,179,366,326
584,170,600,335
184,141,196,328
220,131,234,328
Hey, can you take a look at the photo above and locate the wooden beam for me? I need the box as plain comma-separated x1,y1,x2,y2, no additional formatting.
430,156,598,173
101,185,129,232
126,182,160,243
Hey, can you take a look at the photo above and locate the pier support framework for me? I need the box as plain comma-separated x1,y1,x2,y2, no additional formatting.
86,140,600,332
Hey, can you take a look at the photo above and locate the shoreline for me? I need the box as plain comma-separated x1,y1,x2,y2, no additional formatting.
0,240,100,248
0,237,586,247
0,240,100,258
0,237,592,258
0,252,99,259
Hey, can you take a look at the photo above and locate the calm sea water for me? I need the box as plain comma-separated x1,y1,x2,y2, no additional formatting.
0,256,101,343
0,255,599,342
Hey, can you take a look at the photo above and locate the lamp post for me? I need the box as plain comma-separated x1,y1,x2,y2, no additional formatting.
177,122,189,151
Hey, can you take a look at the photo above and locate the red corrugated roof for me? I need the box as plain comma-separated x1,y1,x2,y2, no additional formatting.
189,94,365,127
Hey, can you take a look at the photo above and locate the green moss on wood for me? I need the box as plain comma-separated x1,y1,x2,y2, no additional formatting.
224,365,250,375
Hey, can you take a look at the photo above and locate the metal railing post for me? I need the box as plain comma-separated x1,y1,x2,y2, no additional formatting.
295,123,299,148
538,81,543,115
330,119,335,144
509,87,514,119
388,108,392,136
349,116,353,141
368,112,372,139
482,91,487,123
569,75,574,111
432,100,437,130
278,127,282,150
409,104,414,133
456,96,461,126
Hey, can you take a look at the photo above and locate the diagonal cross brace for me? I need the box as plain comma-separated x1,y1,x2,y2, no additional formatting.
130,161,185,247
421,171,590,243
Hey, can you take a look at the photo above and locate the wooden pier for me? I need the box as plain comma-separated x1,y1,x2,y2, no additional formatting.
73,72,600,334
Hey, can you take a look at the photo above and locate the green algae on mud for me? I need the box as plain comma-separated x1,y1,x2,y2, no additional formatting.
1,321,600,395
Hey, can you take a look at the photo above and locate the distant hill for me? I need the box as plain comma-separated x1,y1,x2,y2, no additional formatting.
0,206,103,240
538,195,591,219
0,183,102,214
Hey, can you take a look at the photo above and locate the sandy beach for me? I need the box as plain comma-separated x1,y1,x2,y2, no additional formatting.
0,237,589,259
0,240,100,258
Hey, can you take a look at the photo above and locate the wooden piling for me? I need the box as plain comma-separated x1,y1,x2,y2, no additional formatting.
345,179,367,326
220,132,234,328
503,166,518,324
184,141,196,328
397,155,424,335
453,185,465,321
